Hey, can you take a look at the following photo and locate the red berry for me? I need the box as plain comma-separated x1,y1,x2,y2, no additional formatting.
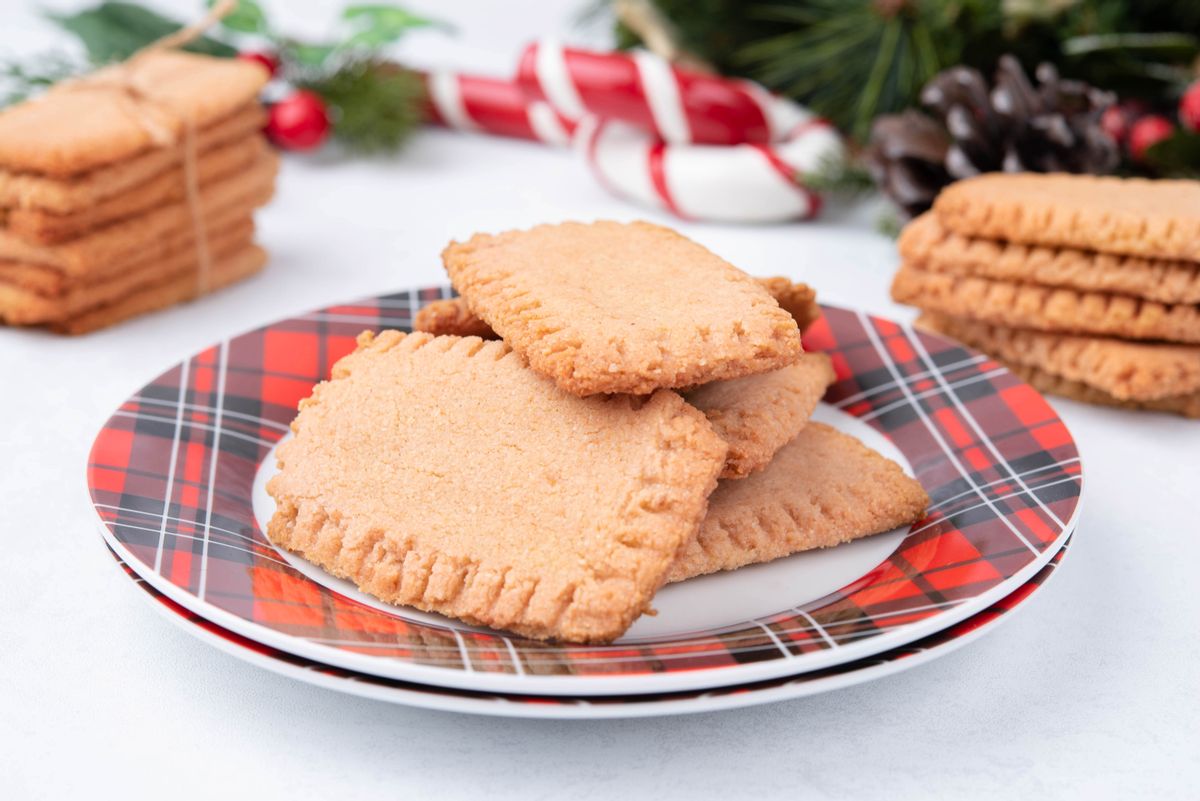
1100,105,1129,144
1128,115,1175,162
266,91,331,152
1180,81,1200,132
238,50,279,78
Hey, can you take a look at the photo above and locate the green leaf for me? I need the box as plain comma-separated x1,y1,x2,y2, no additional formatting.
285,41,338,68
48,2,236,64
211,0,270,36
1062,32,1200,60
299,58,427,153
342,4,440,48
1143,131,1200,178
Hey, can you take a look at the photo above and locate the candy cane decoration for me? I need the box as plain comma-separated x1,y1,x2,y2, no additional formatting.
519,40,794,145
422,71,576,145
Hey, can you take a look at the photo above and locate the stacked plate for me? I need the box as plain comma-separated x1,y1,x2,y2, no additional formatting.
88,290,1083,718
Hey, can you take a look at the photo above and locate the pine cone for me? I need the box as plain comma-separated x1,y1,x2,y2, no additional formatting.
867,55,1119,219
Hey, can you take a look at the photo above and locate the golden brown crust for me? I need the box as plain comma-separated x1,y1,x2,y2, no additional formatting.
685,352,834,478
443,221,803,395
0,105,265,214
4,136,266,245
1010,361,1200,418
0,220,254,324
266,331,728,643
900,212,1200,305
0,149,277,277
756,276,821,333
49,243,267,335
915,313,1200,402
0,52,268,177
668,423,929,582
891,262,1200,344
933,173,1200,262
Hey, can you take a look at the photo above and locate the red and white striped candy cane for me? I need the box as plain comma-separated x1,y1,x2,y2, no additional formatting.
518,40,791,145
422,71,576,145
579,111,840,223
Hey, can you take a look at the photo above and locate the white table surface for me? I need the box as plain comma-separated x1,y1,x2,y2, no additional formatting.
2,2,1198,799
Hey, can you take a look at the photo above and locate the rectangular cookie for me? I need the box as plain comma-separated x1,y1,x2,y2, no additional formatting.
266,331,727,643
442,221,802,395
0,149,277,277
900,212,1200,305
0,212,256,295
685,352,834,478
1005,361,1200,419
668,422,929,582
0,51,268,177
0,220,254,324
52,242,267,335
915,312,1200,402
891,262,1200,344
0,105,265,213
933,173,1200,262
4,135,266,245
413,277,823,340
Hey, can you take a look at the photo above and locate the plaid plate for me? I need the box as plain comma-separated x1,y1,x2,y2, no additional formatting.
88,292,1082,692
106,538,1070,716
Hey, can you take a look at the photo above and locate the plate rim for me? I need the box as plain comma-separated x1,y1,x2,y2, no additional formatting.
87,295,1085,696
104,534,1073,719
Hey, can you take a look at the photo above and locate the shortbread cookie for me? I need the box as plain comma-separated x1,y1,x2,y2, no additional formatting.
413,277,822,340
756,276,821,333
933,174,1200,262
0,150,277,276
915,313,1200,402
0,221,254,324
668,423,928,582
1006,362,1200,419
0,213,255,295
52,243,267,334
0,105,264,213
267,331,727,643
0,52,268,177
685,353,835,478
443,221,802,395
4,136,265,245
901,213,1200,305
891,262,1200,343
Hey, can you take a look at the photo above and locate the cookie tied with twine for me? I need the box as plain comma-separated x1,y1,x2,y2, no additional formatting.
0,0,269,297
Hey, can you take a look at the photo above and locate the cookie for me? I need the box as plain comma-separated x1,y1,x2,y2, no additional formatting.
4,136,265,245
443,221,803,395
413,277,822,340
1006,362,1200,419
933,173,1200,262
915,312,1200,402
0,105,264,214
0,149,277,276
891,262,1200,344
0,52,268,177
0,212,255,296
266,331,727,643
685,352,834,478
900,212,1200,305
668,423,929,582
0,220,254,324
51,242,267,335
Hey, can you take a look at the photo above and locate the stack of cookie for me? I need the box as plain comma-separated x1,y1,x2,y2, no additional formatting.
0,50,277,334
266,221,928,643
891,173,1200,418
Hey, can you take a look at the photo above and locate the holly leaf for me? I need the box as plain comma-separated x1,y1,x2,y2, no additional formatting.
212,0,270,36
1143,131,1200,178
49,2,236,64
342,4,442,48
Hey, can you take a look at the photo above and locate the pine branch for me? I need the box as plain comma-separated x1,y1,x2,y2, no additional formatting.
299,58,427,154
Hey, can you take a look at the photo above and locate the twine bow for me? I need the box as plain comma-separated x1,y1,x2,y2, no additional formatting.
49,0,238,296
